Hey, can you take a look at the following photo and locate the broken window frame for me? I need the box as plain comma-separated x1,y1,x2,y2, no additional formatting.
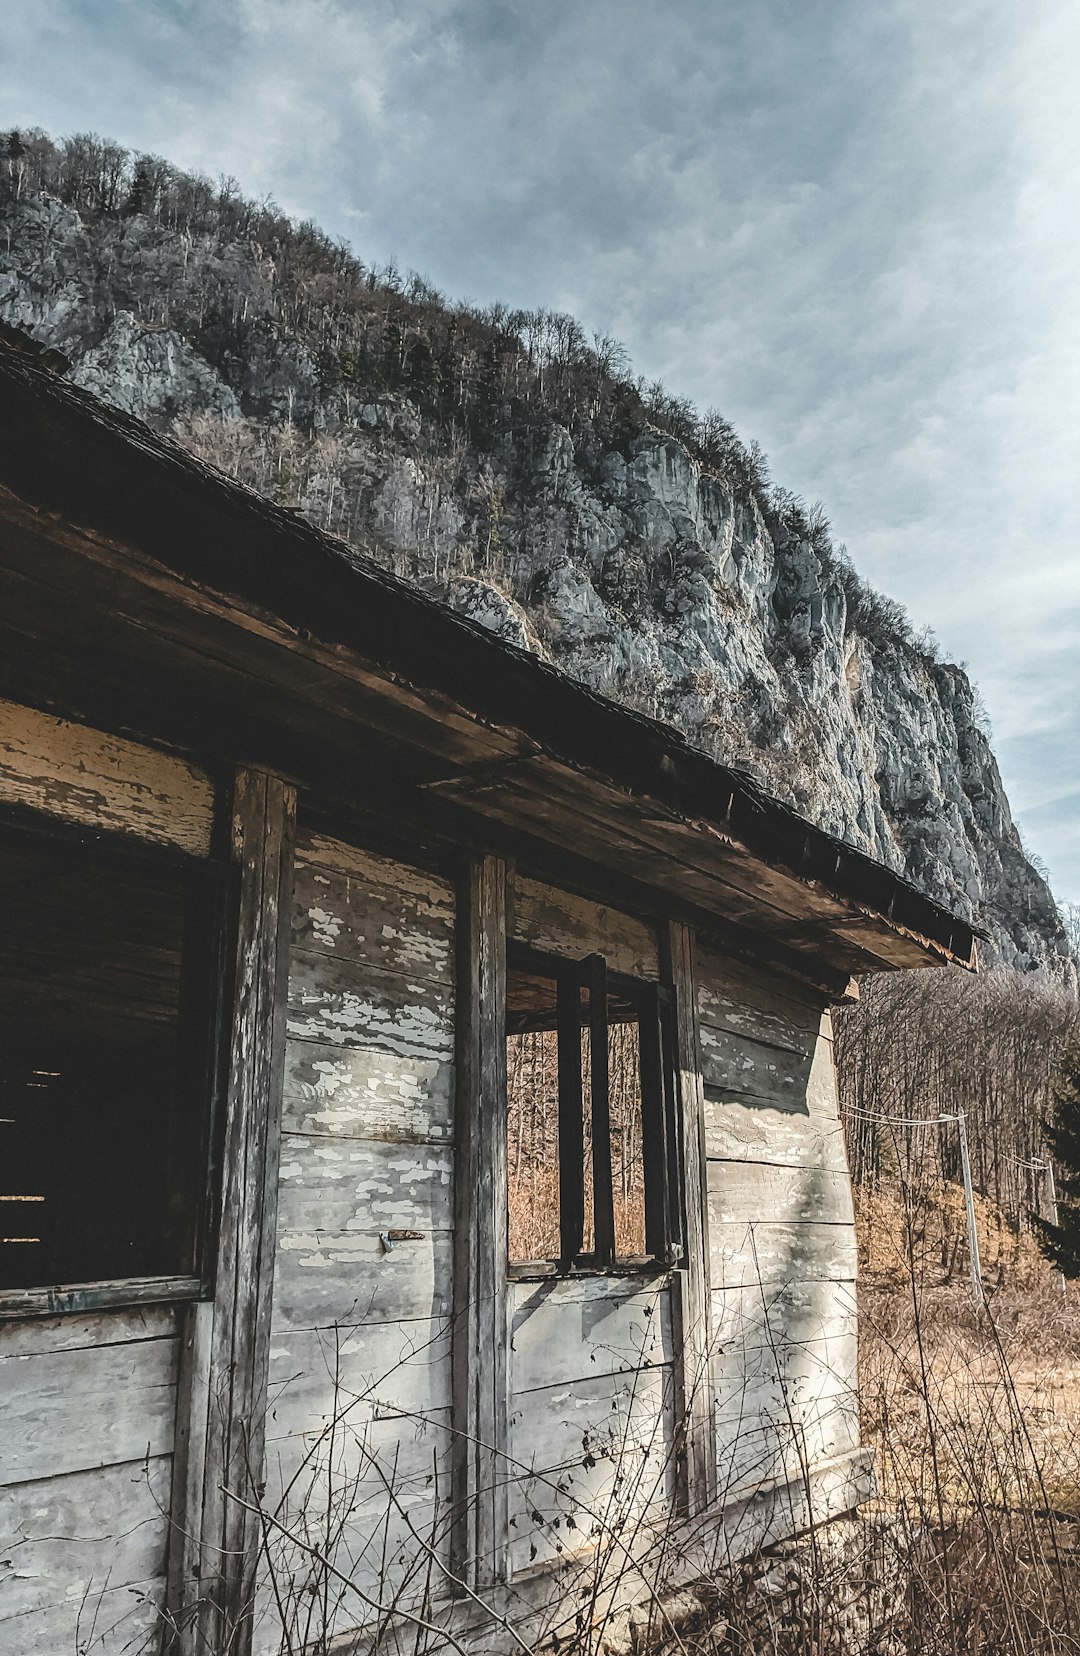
0,804,229,1320
505,940,684,1276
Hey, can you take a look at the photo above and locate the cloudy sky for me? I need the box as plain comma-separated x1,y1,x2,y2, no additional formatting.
4,0,1078,903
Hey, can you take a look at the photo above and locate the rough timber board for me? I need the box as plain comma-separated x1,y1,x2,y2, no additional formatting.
282,1037,454,1143
706,1161,854,1228
510,875,660,979
710,1220,859,1289
711,1278,858,1356
273,1220,454,1330
695,946,824,1045
0,695,213,854
287,949,455,1060
510,1277,674,1394
266,1317,453,1442
1,1580,166,1656
0,1456,171,1625
715,1395,860,1501
507,1366,677,1577
292,840,454,988
0,1303,178,1359
0,1332,179,1486
699,1024,816,1109
704,1093,849,1171
278,1133,453,1232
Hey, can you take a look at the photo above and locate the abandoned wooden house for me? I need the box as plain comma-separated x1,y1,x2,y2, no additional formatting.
0,338,976,1656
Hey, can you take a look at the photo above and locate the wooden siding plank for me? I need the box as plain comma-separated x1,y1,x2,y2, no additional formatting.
451,854,509,1589
1,1580,166,1656
277,1134,453,1234
287,950,454,1060
169,769,296,1655
0,1457,171,1625
266,1318,453,1443
0,1303,178,1359
715,1392,860,1500
0,1336,178,1486
695,945,824,1046
510,1277,674,1394
706,1162,854,1229
507,1366,676,1577
711,1279,858,1356
699,1025,815,1110
272,1225,454,1331
282,1037,454,1143
292,846,454,988
510,875,659,980
704,1094,849,1172
664,922,716,1516
0,696,213,854
710,1221,859,1289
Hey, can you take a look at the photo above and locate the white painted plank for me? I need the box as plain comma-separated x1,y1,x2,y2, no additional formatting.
273,1224,454,1330
0,1457,170,1625
0,1304,178,1360
713,1331,859,1405
704,1096,848,1171
706,1162,854,1228
507,1367,676,1576
0,697,213,854
699,1025,813,1105
277,1134,453,1233
297,832,454,906
710,1221,859,1289
0,1334,179,1485
254,1412,454,1655
292,852,454,988
711,1278,858,1357
282,1037,454,1143
715,1393,861,1499
511,876,659,979
695,946,823,1046
287,950,455,1060
510,1278,674,1393
0,1579,165,1656
266,1317,453,1444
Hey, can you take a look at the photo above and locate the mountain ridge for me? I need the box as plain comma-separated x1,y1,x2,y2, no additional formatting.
1,126,1071,979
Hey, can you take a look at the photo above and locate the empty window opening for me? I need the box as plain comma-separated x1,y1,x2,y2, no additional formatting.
506,949,680,1270
0,818,218,1293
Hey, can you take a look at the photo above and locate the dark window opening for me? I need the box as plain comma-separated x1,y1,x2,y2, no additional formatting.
0,817,220,1294
506,947,682,1270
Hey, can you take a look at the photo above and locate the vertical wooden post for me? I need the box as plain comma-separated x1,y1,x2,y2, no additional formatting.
664,921,717,1516
168,768,297,1654
451,854,510,1588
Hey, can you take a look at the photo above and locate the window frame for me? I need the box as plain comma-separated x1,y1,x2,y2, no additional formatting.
0,803,230,1321
505,939,684,1280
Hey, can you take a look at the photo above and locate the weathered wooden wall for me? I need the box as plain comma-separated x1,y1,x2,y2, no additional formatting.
252,829,458,1652
0,705,215,1656
0,1307,180,1656
696,944,860,1502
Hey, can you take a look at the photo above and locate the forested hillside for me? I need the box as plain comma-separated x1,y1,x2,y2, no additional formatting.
1,126,1073,977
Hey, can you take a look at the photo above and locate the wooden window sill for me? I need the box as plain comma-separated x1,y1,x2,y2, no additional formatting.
0,1274,205,1320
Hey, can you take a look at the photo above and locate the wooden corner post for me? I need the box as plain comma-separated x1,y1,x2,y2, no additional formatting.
168,768,297,1654
451,853,510,1588
665,920,717,1516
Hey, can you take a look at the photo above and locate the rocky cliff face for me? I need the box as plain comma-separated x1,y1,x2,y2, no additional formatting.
2,179,1072,979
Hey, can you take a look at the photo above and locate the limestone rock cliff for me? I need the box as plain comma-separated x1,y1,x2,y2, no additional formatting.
1,169,1071,979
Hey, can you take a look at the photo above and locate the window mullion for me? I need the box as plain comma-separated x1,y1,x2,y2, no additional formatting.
585,953,616,1265
639,984,670,1260
556,967,585,1264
